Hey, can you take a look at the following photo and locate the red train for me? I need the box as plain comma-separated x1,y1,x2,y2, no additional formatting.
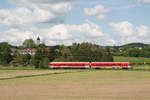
48,62,133,69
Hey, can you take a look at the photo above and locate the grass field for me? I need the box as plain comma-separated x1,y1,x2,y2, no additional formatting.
0,68,150,100
114,56,150,64
133,65,150,71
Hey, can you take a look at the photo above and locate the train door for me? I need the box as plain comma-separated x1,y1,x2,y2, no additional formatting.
85,63,89,68
128,63,133,69
50,64,54,69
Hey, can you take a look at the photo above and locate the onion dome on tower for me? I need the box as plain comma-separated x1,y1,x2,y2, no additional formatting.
37,36,40,45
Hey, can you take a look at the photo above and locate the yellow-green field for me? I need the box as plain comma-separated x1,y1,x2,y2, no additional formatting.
114,56,150,64
0,68,150,100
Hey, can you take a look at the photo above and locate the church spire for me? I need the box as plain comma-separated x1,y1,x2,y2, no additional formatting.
37,36,40,45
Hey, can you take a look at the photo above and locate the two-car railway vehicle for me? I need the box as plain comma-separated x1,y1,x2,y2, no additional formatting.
48,62,133,69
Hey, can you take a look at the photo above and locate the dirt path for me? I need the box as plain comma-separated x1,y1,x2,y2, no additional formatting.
0,70,76,79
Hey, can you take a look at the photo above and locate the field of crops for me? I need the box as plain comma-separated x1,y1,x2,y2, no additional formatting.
114,56,150,64
0,67,150,100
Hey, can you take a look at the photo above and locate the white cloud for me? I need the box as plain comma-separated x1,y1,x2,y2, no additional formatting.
0,19,117,46
35,20,105,45
109,21,136,37
84,5,111,20
0,0,115,46
0,0,77,29
11,0,75,17
0,25,72,46
106,40,116,46
0,20,107,46
137,0,150,3
136,25,150,37
11,0,78,4
67,21,104,37
38,24,72,41
110,21,150,45
0,8,35,29
0,28,35,46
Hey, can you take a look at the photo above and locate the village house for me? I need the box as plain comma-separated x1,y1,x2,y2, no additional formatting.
11,48,37,56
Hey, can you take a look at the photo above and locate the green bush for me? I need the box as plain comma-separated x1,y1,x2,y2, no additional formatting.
0,42,12,65
39,57,49,69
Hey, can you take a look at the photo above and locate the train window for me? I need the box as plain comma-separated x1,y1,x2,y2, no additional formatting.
113,64,115,66
50,64,53,65
103,64,105,66
54,64,57,66
100,64,102,66
106,64,108,66
124,64,127,66
63,64,66,66
119,64,121,66
76,64,78,66
97,64,99,66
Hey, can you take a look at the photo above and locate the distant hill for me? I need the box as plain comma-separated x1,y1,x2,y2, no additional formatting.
104,42,149,48
121,42,148,48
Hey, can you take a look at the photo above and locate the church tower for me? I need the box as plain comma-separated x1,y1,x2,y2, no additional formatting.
37,36,40,45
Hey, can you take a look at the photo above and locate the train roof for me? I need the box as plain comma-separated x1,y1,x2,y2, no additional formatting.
91,62,131,63
49,62,131,63
49,62,90,63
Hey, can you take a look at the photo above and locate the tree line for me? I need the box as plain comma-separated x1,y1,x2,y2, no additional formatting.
122,48,150,57
1,39,150,68
0,40,113,68
33,43,113,69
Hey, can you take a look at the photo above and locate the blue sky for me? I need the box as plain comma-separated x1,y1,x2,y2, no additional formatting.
0,0,150,46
